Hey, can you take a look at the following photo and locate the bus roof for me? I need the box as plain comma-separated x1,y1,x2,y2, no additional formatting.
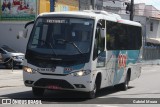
39,10,141,27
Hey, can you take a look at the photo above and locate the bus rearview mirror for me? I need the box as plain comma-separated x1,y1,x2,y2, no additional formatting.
19,29,28,38
17,20,34,39
100,28,106,38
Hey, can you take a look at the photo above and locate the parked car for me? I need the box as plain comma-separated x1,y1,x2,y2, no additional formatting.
0,45,24,69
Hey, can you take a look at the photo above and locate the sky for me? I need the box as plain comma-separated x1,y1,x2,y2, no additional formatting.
134,0,160,10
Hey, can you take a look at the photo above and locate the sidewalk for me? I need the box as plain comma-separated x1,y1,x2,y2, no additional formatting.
0,69,24,89
141,59,160,66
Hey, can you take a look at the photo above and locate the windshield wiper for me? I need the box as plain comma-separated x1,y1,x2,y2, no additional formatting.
56,39,83,54
33,38,57,56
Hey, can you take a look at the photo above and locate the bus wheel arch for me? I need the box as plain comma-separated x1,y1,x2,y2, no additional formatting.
120,68,131,91
127,68,131,81
87,72,102,99
95,72,102,91
114,69,131,91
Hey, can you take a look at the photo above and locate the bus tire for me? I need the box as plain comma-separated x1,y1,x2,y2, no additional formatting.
88,83,97,99
32,87,44,97
87,73,101,99
119,73,129,91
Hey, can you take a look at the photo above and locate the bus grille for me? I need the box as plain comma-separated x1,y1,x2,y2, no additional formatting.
34,78,74,89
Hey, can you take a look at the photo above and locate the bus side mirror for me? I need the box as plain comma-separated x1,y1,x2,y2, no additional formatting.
100,28,106,38
19,29,28,38
18,20,34,39
25,20,34,29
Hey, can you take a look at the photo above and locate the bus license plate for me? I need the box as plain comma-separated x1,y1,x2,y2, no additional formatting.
47,85,62,90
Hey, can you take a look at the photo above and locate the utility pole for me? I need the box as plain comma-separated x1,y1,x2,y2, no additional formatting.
130,0,134,21
91,0,95,10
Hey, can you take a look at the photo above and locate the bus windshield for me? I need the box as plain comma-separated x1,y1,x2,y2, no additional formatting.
28,18,94,57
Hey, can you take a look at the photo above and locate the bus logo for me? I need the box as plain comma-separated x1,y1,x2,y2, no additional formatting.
118,54,127,68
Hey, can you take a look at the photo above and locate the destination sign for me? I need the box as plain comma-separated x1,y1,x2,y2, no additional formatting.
45,19,69,24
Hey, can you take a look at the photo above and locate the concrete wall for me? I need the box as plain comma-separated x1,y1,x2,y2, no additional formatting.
135,3,145,16
0,22,33,53
79,0,91,10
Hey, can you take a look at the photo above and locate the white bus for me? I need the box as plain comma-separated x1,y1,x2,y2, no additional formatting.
22,10,142,98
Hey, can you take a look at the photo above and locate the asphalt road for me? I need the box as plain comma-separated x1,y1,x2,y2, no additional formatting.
0,64,160,106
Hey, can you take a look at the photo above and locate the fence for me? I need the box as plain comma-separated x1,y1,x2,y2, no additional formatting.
142,46,160,60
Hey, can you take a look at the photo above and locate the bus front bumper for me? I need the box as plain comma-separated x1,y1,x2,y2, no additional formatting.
23,71,95,92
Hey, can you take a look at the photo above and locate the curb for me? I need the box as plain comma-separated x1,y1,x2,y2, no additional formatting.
141,60,160,66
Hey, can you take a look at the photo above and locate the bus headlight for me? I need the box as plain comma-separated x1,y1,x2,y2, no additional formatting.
23,66,33,73
70,70,91,77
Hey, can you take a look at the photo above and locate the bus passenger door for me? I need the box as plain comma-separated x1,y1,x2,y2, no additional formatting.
93,20,108,89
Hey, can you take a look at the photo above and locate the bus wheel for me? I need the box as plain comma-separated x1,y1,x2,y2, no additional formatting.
88,83,97,99
119,73,129,91
32,87,44,97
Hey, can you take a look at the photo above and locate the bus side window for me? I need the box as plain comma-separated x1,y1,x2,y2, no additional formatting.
118,25,128,49
93,28,99,60
97,20,105,53
93,20,105,60
93,20,106,67
106,22,117,50
106,22,129,50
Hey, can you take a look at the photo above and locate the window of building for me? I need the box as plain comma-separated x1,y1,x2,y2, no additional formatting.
150,22,153,31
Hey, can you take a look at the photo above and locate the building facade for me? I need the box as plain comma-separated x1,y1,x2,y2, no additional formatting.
79,0,91,10
0,0,80,53
103,0,129,14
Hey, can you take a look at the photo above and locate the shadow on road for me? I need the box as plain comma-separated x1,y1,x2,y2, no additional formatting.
96,86,134,98
0,86,134,103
